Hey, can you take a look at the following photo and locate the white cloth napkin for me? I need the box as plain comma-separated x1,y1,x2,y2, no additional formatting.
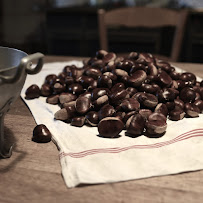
21,61,203,188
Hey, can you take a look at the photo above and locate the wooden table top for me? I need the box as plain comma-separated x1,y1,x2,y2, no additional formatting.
1,55,203,203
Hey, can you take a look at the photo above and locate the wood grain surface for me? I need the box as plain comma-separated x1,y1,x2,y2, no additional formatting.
0,55,203,203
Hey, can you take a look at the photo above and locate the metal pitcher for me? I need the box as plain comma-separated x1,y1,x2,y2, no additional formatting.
0,46,44,158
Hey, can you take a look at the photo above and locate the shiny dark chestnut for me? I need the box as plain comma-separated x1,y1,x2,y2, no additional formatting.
41,84,52,97
25,84,41,99
45,74,57,85
68,83,84,95
46,95,59,105
98,104,115,120
71,116,86,127
86,111,99,126
32,124,52,143
75,96,91,114
126,114,145,136
157,70,172,87
98,117,124,138
180,87,196,103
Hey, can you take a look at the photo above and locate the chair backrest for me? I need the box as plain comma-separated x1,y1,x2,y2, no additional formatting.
98,7,188,61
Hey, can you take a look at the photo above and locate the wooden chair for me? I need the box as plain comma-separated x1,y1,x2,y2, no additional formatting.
98,7,188,62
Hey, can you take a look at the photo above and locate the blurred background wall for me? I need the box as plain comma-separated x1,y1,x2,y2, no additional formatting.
0,0,203,62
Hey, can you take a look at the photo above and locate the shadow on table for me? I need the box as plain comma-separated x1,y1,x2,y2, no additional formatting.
0,126,27,173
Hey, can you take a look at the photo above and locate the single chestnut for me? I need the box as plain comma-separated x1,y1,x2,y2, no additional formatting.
91,59,104,69
71,116,86,127
194,100,203,113
103,72,117,83
85,67,102,79
157,88,176,103
128,52,139,60
147,62,158,76
91,88,109,101
170,71,180,80
46,95,59,105
113,68,129,79
45,74,57,85
110,89,129,105
25,84,40,99
53,82,66,94
111,83,125,93
130,63,146,74
68,67,84,79
98,104,115,120
139,83,157,94
63,65,76,74
64,76,74,86
185,103,200,117
117,59,134,72
96,50,108,59
103,52,116,64
120,98,140,112
180,72,196,86
157,61,172,73
86,111,99,126
165,101,175,111
79,91,92,100
126,87,138,97
75,96,91,114
93,95,109,110
101,60,115,72
123,111,137,124
156,60,171,72
97,75,112,89
180,87,196,103
59,93,77,104
174,99,185,110
63,101,76,109
78,75,94,89
41,84,52,97
157,70,172,87
154,103,168,117
54,108,69,121
68,83,84,95
139,93,158,109
126,114,145,136
129,70,147,87
32,124,52,143
98,117,124,138
145,113,167,136
139,109,152,120
114,111,126,122
169,109,185,121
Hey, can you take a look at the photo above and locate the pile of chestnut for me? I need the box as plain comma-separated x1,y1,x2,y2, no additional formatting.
25,50,203,139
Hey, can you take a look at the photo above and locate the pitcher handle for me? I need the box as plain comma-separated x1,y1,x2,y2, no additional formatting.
0,52,44,83
23,52,44,75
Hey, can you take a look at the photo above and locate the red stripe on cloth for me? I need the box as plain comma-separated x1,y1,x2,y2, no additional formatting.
59,129,203,159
